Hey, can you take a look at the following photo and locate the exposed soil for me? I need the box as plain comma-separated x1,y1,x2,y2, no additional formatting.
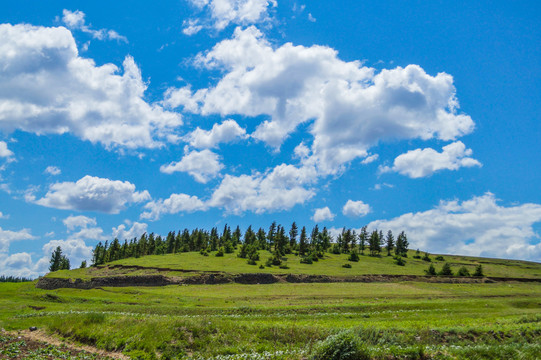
35,265,541,290
1,329,127,359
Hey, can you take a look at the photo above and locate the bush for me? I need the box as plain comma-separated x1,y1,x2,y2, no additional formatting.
247,259,257,265
422,252,431,262
259,264,265,269
331,244,341,254
439,262,453,276
300,256,313,264
435,255,445,261
348,250,360,262
457,266,471,276
279,264,289,269
394,256,406,266
473,264,484,277
413,249,422,259
215,247,224,257
311,329,369,360
425,264,437,276
342,263,352,268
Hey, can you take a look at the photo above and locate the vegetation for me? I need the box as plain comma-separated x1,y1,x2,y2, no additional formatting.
0,275,33,283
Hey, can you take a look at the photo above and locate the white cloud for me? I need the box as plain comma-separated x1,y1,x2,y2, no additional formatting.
380,141,481,178
0,23,181,149
141,193,208,220
0,141,13,159
34,175,150,214
62,9,128,42
182,19,203,35
368,193,541,261
160,148,224,183
44,166,61,176
183,119,247,148
168,27,474,174
308,13,316,22
0,211,8,219
63,215,96,230
342,200,371,217
185,0,277,32
112,221,148,240
311,207,335,222
208,163,316,215
361,154,379,165
0,227,34,253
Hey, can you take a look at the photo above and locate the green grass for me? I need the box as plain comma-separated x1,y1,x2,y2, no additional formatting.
1,280,540,359
48,249,541,280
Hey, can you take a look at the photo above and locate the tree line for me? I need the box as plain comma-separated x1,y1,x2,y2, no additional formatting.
88,222,410,267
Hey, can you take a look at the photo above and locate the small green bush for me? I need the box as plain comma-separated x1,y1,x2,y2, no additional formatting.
473,264,484,277
425,263,437,275
342,263,352,268
300,256,313,264
215,247,224,257
435,255,445,261
394,256,406,266
457,266,471,276
422,252,431,262
311,329,369,360
439,262,453,276
348,251,360,262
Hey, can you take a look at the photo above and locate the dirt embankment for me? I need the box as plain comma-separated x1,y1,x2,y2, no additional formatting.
35,266,541,290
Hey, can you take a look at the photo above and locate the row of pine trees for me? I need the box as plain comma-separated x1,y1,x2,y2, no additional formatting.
90,222,410,267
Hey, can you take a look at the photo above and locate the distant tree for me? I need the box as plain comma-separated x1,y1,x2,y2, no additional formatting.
216,247,224,257
232,226,242,246
320,227,331,251
395,231,409,257
289,222,298,249
394,256,406,266
49,246,63,272
80,260,87,269
368,230,381,256
256,228,267,250
422,252,431,262
310,225,320,249
299,226,308,256
267,222,277,250
60,254,70,270
457,266,470,277
413,249,421,259
244,226,257,246
425,264,437,276
386,230,394,256
359,226,368,255
439,263,453,276
473,264,484,277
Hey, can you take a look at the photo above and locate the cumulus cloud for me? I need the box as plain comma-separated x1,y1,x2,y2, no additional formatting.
182,119,247,148
160,149,224,183
42,238,94,267
34,175,150,214
112,221,148,240
63,215,96,230
44,166,61,176
184,0,277,33
342,200,371,217
167,27,474,174
0,211,8,219
0,227,34,253
0,24,181,149
0,141,13,159
208,163,316,215
141,193,207,220
380,141,481,178
62,9,128,42
368,193,541,261
312,206,335,222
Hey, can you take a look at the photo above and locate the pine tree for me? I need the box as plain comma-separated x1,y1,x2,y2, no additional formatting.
267,221,277,250
359,226,368,255
320,227,331,251
425,263,437,275
80,260,87,269
232,226,242,246
369,230,381,256
386,230,394,256
49,246,63,272
289,222,298,249
473,264,484,277
439,263,453,276
60,256,70,270
299,226,308,256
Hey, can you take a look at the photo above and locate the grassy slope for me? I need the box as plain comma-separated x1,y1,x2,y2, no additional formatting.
49,249,541,280
1,281,540,359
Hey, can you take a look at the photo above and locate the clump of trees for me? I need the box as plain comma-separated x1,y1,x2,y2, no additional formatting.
0,275,33,283
49,246,70,272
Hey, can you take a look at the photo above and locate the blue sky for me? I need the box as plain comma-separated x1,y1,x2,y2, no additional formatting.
1,0,540,276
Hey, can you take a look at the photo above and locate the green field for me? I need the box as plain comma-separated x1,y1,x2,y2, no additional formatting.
2,250,541,359
48,249,541,280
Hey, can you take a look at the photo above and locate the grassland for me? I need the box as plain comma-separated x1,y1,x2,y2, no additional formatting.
2,250,540,359
48,249,541,280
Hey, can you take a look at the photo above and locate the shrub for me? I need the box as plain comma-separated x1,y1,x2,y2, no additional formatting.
331,244,341,254
457,266,471,276
422,252,431,262
224,241,234,254
439,262,453,276
435,255,445,261
300,256,313,264
279,264,289,269
394,256,406,266
348,250,360,262
413,249,422,259
259,264,265,269
473,264,484,277
215,247,224,257
247,259,257,265
311,329,369,360
425,264,437,276
342,263,352,268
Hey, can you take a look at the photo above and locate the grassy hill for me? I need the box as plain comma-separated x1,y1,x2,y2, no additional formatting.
1,250,540,359
47,248,541,282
